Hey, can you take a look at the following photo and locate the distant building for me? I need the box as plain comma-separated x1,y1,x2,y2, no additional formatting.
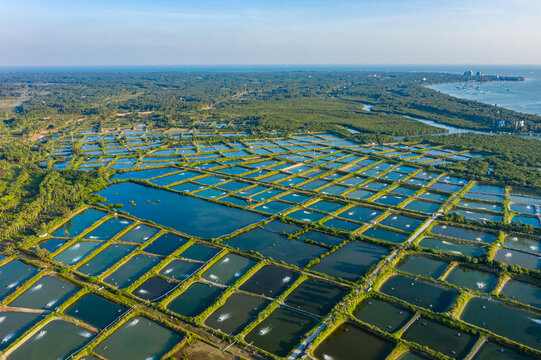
497,119,506,127
464,70,474,76
509,119,525,127
476,71,483,76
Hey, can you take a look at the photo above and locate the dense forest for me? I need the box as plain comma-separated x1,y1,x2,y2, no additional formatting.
1,71,539,137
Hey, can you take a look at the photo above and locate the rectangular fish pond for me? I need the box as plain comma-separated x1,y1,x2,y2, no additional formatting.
97,182,266,238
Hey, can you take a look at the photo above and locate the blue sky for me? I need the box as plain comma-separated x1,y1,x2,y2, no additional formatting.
2,0,540,66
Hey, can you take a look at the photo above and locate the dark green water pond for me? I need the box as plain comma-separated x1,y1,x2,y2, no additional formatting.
94,316,183,360
284,280,347,317
353,298,413,333
239,265,299,298
98,182,266,238
244,306,319,357
314,322,395,360
10,275,78,310
104,254,161,289
402,317,476,359
380,275,457,313
310,240,389,281
7,320,96,360
396,254,449,279
167,282,224,317
461,297,541,351
205,292,270,335
64,293,128,329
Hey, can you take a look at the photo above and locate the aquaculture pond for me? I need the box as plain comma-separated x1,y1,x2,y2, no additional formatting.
9,275,78,310
0,312,43,350
298,231,345,247
494,249,541,270
473,341,534,360
338,206,383,223
78,244,137,277
7,320,96,360
397,352,432,360
404,200,441,214
134,277,178,302
225,227,327,268
112,167,179,180
314,322,395,360
396,254,449,279
380,275,457,313
36,238,67,253
402,317,477,359
98,182,266,238
51,208,106,237
0,260,38,300
64,294,128,329
167,282,224,317
118,224,160,244
500,279,541,309
284,280,348,317
53,241,103,266
504,235,541,254
160,259,203,280
94,317,183,360
104,254,161,288
204,292,270,335
143,233,187,256
239,265,299,298
84,217,133,241
309,240,389,281
431,224,496,243
418,237,486,257
244,306,319,357
362,227,409,244
201,253,256,286
380,214,424,232
461,297,541,351
444,266,498,293
353,298,414,332
179,243,220,262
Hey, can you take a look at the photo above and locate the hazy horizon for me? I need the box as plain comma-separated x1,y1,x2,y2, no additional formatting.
2,0,540,67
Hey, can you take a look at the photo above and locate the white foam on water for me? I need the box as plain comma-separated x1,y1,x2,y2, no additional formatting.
505,252,513,258
476,282,486,289
46,299,58,308
7,281,19,289
217,313,231,322
209,274,219,281
0,316,5,324
128,318,140,327
528,317,541,325
138,289,149,294
35,330,47,340
71,256,82,263
322,355,333,360
221,257,230,263
31,283,43,291
282,276,291,283
258,326,271,336
79,331,93,338
2,333,15,344
72,243,81,250
164,268,173,274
